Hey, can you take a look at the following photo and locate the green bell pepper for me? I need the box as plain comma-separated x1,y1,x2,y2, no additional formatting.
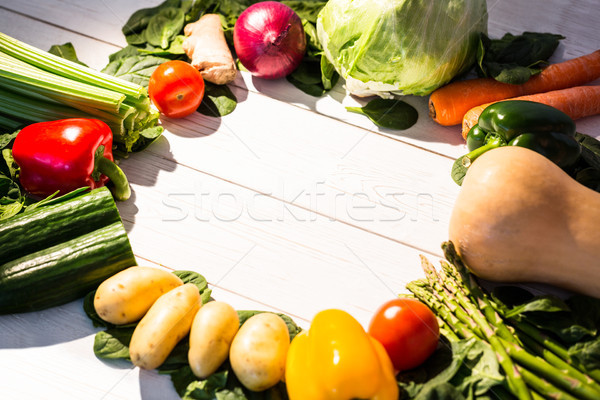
464,100,581,168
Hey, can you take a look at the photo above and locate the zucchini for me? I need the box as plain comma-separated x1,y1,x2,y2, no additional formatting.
0,187,136,314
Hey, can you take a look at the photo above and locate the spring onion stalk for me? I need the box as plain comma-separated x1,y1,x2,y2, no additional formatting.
0,32,161,153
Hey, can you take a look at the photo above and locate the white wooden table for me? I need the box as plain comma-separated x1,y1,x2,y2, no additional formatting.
0,1,598,399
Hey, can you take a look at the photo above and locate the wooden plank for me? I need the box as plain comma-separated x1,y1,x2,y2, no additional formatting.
0,7,121,70
138,87,459,253
117,150,434,327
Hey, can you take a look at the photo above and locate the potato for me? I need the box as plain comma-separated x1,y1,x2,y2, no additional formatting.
129,283,201,370
188,301,240,378
94,266,183,325
229,312,290,391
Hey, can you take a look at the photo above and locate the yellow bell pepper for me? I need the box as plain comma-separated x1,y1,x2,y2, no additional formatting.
285,309,399,400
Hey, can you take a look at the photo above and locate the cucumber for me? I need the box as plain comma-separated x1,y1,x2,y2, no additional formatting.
0,187,122,263
0,187,136,314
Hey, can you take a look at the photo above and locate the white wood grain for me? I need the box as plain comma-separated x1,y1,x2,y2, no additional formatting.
143,89,460,254
1,1,600,399
117,149,432,326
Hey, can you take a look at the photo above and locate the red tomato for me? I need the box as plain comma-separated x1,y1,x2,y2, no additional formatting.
148,60,205,118
368,298,439,372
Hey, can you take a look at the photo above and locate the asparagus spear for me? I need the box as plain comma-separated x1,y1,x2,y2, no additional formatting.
419,256,533,400
438,242,600,398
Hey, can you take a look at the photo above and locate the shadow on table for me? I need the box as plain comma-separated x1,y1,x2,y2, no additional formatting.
139,370,182,400
0,299,94,348
116,134,177,232
238,74,465,148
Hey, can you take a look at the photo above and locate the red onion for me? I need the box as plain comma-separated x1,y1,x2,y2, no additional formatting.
233,2,307,79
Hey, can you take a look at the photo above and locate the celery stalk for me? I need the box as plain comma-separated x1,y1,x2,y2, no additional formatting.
0,52,124,112
0,88,125,135
0,32,162,153
0,114,23,132
0,32,145,99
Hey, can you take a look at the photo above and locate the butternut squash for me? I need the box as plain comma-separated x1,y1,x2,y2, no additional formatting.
449,146,600,298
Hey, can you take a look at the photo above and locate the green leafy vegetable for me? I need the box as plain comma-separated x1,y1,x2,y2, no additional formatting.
236,310,302,341
48,42,87,66
197,82,238,117
407,242,600,399
171,363,289,400
316,0,487,97
93,328,134,359
0,32,162,154
102,54,170,87
173,270,213,304
122,0,184,45
398,337,507,400
346,98,418,130
451,157,468,186
107,0,242,118
572,133,600,191
84,281,302,400
145,7,186,49
476,32,565,84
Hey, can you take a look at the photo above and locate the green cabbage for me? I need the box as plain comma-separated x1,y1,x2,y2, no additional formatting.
316,0,488,97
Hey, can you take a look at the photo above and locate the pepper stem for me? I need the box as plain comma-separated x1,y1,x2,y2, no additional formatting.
97,156,131,201
461,140,504,168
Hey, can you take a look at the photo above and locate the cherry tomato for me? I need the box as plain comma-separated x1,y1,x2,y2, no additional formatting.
368,298,439,372
148,60,205,118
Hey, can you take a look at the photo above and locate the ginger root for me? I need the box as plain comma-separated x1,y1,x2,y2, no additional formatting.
183,14,237,85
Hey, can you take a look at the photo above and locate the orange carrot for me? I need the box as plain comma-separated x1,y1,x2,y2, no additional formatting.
461,85,600,139
429,49,600,126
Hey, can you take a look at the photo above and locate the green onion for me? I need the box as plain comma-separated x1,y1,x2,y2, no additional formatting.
0,33,161,153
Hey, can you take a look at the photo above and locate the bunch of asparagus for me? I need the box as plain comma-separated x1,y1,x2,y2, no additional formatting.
408,242,600,400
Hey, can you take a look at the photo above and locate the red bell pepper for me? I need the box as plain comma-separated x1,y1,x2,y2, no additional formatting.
11,118,131,201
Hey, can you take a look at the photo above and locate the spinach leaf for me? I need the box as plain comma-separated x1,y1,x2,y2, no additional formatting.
48,42,87,66
84,285,302,400
122,0,182,45
281,1,327,22
502,295,570,318
477,32,564,84
287,57,330,97
198,82,238,117
146,7,186,49
237,310,302,341
93,328,134,360
83,291,108,328
495,290,599,343
569,338,600,371
451,156,468,186
173,270,213,304
107,45,141,63
398,338,506,400
171,363,289,400
286,15,339,97
346,98,418,130
138,35,186,57
102,55,169,86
